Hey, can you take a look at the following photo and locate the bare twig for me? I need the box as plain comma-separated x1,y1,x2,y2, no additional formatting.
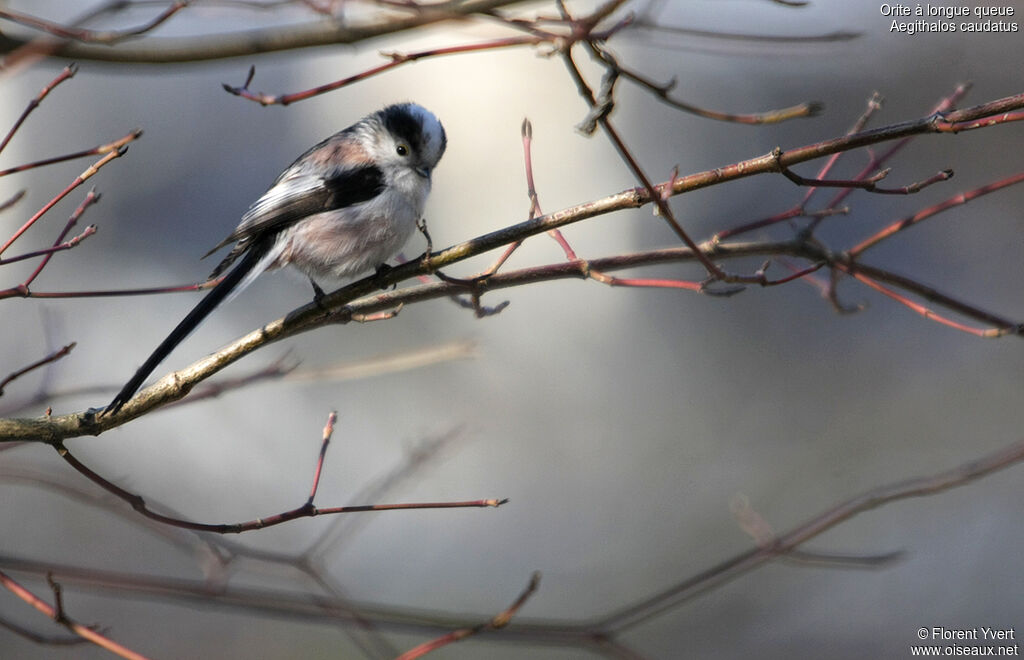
395,572,541,659
0,343,75,397
3,0,536,63
0,2,186,45
0,63,77,156
49,422,505,533
598,438,1024,632
848,171,1024,256
0,130,141,178
0,569,151,660
0,146,130,257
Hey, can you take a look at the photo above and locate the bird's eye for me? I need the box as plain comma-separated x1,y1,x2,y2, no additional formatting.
396,143,409,156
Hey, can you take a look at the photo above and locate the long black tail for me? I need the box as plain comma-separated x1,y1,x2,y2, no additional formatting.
105,243,267,414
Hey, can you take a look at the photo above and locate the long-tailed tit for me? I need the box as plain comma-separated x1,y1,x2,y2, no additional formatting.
106,103,446,414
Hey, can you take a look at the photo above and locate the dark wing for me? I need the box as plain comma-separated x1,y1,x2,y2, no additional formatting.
203,163,386,260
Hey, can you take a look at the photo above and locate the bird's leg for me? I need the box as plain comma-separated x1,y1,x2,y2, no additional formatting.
416,217,433,272
374,263,396,290
309,278,328,310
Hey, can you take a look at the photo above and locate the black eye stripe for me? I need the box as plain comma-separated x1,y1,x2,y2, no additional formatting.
380,104,424,151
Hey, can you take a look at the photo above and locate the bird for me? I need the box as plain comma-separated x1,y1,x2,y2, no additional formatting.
105,102,447,414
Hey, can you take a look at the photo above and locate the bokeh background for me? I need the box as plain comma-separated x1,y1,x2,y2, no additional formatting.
1,1,1022,658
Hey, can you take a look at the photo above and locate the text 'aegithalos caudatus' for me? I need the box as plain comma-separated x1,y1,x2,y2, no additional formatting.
105,103,447,414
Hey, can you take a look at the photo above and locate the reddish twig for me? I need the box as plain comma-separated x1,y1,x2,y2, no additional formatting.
0,129,142,178
0,146,129,257
396,572,541,660
483,118,579,275
809,83,974,231
0,343,76,397
838,260,1022,337
0,225,96,267
0,569,151,660
19,189,101,288
711,91,885,243
308,411,337,504
801,91,885,204
0,63,77,157
848,170,1024,256
842,267,1019,338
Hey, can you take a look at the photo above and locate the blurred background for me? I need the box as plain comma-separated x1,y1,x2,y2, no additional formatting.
1,1,1022,658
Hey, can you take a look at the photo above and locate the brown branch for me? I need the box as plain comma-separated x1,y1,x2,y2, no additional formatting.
0,0,535,63
777,151,954,195
0,569,152,660
0,89,1021,436
0,3,188,45
3,235,1021,441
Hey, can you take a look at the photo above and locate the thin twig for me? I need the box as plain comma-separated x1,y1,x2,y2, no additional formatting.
0,146,129,257
849,170,1024,256
51,432,505,534
0,63,77,156
0,569,152,660
0,3,188,45
0,343,76,397
598,438,1024,632
396,572,541,660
